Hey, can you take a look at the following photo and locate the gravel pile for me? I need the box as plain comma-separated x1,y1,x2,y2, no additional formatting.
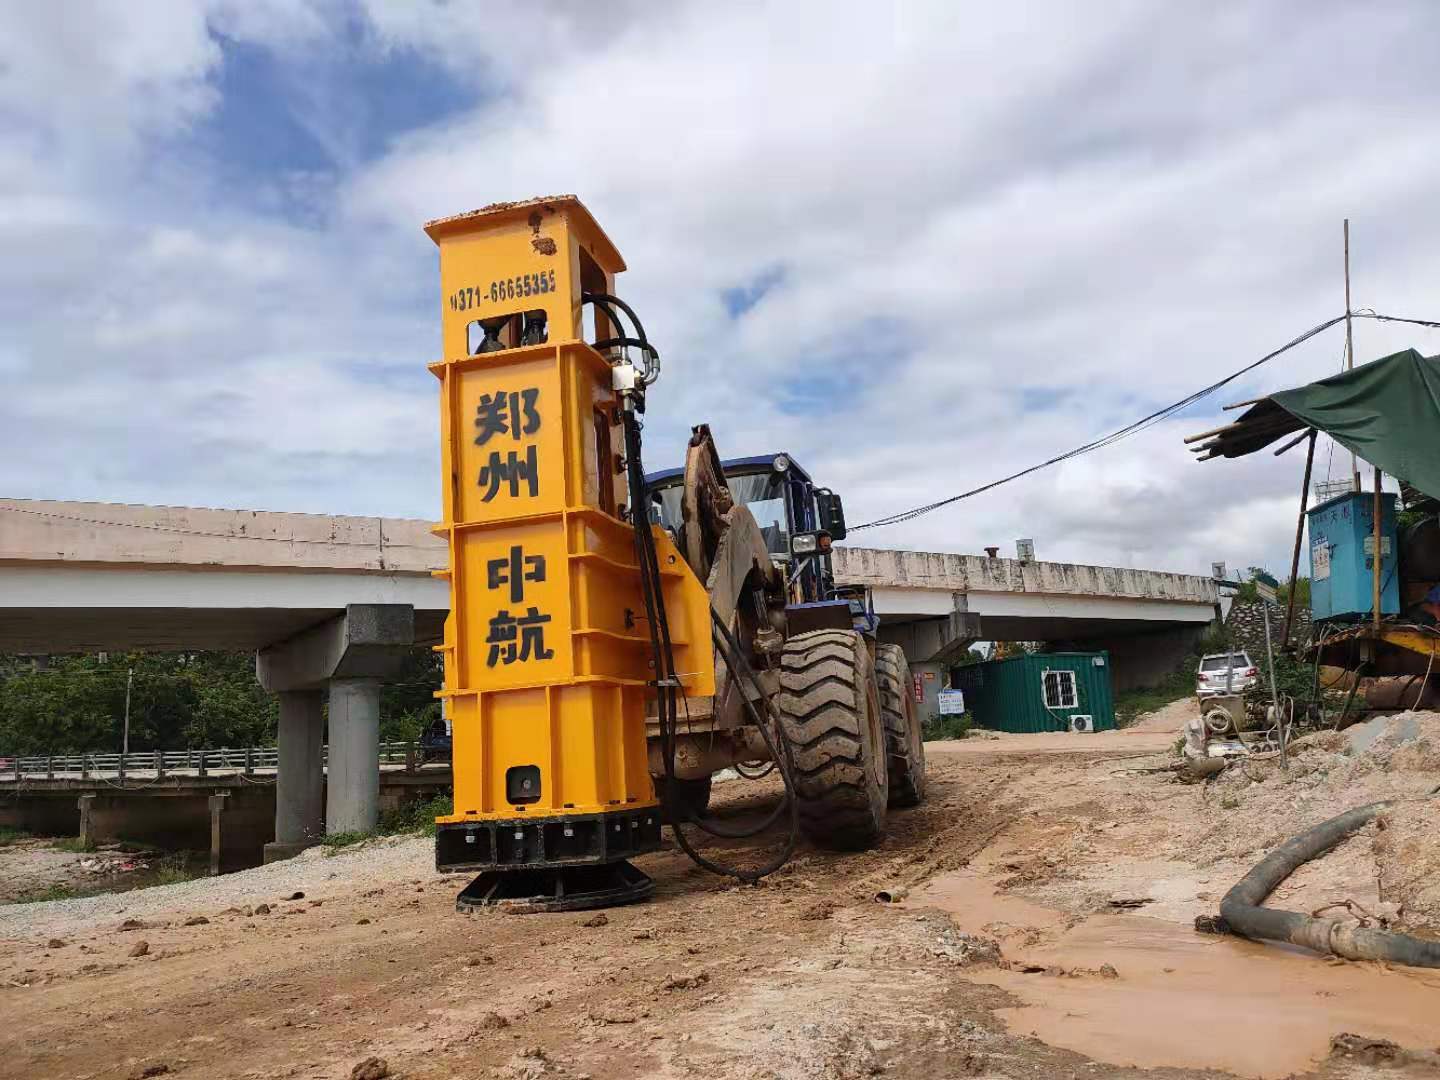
1,834,437,940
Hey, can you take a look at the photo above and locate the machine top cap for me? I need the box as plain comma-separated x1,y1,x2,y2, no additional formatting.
423,193,626,273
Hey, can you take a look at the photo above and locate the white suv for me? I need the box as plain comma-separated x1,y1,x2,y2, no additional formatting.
1196,652,1258,697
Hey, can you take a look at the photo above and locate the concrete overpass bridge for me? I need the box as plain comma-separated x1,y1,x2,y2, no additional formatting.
0,498,448,652
1,498,1218,858
1,497,448,861
833,546,1220,693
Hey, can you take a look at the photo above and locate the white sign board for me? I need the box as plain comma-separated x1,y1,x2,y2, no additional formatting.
1255,579,1277,605
1312,539,1330,581
937,689,966,716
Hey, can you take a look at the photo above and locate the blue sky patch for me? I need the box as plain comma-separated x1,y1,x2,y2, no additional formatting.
193,30,473,218
1020,387,1069,411
722,265,785,318
772,316,904,416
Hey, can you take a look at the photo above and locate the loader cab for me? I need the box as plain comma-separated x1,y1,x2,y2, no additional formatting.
646,452,849,607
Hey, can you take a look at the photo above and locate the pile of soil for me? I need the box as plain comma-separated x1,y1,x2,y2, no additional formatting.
1196,711,1440,932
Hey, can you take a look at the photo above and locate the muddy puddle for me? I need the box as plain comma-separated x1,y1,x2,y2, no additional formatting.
912,870,1440,1079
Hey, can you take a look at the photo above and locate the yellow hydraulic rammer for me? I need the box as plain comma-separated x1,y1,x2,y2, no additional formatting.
425,196,714,909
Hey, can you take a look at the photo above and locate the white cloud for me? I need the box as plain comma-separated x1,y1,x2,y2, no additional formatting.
0,2,220,151
2,0,1438,582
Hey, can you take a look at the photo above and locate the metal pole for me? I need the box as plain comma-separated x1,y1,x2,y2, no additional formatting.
122,667,134,758
1262,599,1286,772
1282,430,1318,649
1373,465,1384,633
1344,220,1359,493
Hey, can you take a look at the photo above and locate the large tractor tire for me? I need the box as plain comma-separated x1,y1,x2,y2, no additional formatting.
875,643,926,807
774,629,889,850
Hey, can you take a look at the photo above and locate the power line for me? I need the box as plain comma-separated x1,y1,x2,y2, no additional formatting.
851,312,1351,531
7,313,1436,544
1353,311,1440,331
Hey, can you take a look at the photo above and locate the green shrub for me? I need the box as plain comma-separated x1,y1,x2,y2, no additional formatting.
151,852,202,885
14,882,95,904
321,830,374,852
922,713,971,741
321,793,454,853
379,792,453,837
1253,648,1315,704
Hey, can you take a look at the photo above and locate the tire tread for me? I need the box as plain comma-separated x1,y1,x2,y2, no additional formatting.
774,630,887,850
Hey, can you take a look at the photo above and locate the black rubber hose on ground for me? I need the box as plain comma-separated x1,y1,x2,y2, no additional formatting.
1219,800,1440,967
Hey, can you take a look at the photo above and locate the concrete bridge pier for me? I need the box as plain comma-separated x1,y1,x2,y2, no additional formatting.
258,604,414,861
326,678,381,835
268,690,324,862
875,606,985,722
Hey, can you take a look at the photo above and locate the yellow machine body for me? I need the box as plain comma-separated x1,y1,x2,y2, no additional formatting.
425,197,714,874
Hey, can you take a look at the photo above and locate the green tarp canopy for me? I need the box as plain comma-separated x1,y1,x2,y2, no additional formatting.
1191,349,1440,501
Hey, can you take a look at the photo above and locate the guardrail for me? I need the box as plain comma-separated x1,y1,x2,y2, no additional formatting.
0,741,444,783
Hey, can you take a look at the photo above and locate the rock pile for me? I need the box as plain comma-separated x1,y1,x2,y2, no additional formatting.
1224,600,1312,658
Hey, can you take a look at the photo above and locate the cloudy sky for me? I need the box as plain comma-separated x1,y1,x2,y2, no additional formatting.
3,1,1437,578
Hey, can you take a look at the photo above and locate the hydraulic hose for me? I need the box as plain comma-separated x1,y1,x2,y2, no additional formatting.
696,614,801,846
584,291,661,384
583,291,652,346
1219,801,1440,967
619,404,797,882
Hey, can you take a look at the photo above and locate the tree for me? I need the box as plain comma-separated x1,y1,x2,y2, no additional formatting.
380,647,443,743
1233,567,1309,609
0,646,442,755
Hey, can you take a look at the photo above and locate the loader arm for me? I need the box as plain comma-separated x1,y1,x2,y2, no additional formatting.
647,423,784,743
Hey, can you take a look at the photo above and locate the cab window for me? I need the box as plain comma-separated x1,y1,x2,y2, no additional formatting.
728,472,790,557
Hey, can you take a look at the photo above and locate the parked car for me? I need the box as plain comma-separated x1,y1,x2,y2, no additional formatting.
419,719,452,764
1196,652,1258,697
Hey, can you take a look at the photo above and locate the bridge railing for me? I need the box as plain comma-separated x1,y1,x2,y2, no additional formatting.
0,741,442,783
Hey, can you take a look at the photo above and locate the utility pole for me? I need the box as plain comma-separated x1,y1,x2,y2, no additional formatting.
1281,429,1318,649
1344,219,1359,492
1253,572,1286,771
1373,466,1384,634
122,667,134,759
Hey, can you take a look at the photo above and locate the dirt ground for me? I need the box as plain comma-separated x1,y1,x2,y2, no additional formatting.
4,700,1440,1080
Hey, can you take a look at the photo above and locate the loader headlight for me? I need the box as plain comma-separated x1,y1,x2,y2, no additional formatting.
771,454,791,473
791,531,832,555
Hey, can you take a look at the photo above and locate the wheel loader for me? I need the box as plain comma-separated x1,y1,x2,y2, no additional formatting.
423,195,926,910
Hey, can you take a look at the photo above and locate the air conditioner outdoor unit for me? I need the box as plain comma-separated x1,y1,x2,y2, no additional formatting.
1070,714,1094,734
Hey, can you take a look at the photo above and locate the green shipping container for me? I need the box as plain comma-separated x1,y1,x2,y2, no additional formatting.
953,652,1116,733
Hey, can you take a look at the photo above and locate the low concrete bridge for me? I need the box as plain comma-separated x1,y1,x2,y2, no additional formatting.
1,498,449,860
0,746,451,873
0,498,447,652
2,498,1219,856
833,546,1220,701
